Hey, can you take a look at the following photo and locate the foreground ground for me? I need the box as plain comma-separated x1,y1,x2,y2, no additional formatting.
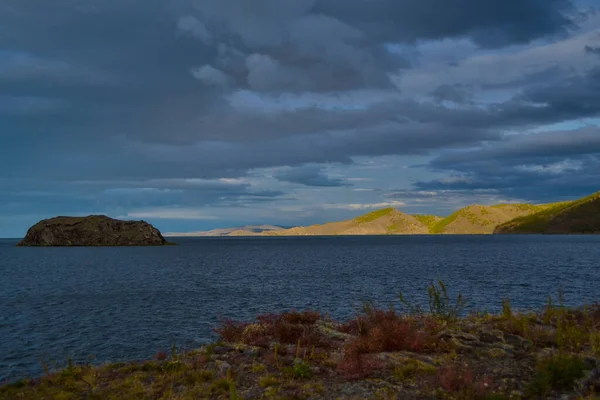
2,283,600,399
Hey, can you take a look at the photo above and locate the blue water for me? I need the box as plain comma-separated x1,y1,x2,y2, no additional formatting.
1,235,600,382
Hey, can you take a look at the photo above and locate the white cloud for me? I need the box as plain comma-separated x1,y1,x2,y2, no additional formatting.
324,200,406,210
177,16,212,45
123,209,220,220
392,28,600,97
191,65,232,87
516,160,584,174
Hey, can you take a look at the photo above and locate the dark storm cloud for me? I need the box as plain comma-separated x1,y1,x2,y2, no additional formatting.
0,178,287,218
314,0,576,47
430,84,473,104
274,165,350,187
0,0,597,232
585,45,600,55
415,127,600,201
429,127,600,168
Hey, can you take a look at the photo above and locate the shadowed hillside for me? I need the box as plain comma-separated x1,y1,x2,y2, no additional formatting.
430,204,542,234
495,192,600,234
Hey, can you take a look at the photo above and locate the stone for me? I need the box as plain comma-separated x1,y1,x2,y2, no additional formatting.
536,348,557,360
583,356,598,369
213,345,234,355
315,321,354,341
216,361,232,373
480,329,505,344
17,215,173,247
504,333,531,350
244,347,262,358
577,367,600,395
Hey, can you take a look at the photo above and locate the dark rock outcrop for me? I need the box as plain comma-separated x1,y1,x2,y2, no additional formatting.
17,215,173,247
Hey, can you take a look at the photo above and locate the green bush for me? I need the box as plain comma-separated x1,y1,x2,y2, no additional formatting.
526,354,589,396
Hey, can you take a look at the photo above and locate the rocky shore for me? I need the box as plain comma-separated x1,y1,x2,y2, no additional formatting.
2,286,599,399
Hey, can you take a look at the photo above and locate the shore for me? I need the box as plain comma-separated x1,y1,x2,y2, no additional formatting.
2,284,600,399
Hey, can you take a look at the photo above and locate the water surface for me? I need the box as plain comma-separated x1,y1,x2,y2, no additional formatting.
1,235,600,381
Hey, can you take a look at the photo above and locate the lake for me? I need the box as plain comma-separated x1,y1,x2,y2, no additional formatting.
1,235,600,382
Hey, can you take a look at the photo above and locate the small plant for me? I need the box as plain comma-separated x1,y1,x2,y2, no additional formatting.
590,331,600,356
259,374,281,388
291,359,313,379
427,280,467,321
438,363,491,399
251,362,267,373
210,370,239,398
399,280,467,321
393,359,437,381
214,319,247,343
557,314,587,352
501,298,513,320
526,353,589,397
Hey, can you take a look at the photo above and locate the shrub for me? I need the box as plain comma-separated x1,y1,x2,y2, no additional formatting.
438,363,492,399
526,353,589,397
336,352,386,380
258,374,281,388
280,310,320,325
393,359,437,381
291,360,313,379
214,319,247,343
399,280,466,321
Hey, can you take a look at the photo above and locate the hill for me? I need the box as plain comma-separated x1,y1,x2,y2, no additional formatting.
266,203,542,236
165,191,600,236
494,192,600,234
265,208,430,236
430,203,542,234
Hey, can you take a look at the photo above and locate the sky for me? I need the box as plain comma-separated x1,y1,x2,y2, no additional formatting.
1,0,600,237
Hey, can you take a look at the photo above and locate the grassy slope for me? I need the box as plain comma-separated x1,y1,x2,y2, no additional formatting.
264,191,600,236
413,215,443,233
267,208,430,236
430,203,542,234
495,192,600,234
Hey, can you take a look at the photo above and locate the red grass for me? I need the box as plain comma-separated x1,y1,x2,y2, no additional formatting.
439,364,474,392
213,319,248,343
342,308,438,354
280,310,321,325
154,351,168,361
438,363,491,396
214,310,334,350
336,352,386,380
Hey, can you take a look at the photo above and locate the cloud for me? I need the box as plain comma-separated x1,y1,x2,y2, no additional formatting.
324,200,407,210
274,165,350,187
122,209,220,220
0,95,65,116
314,0,577,47
0,0,599,235
415,126,600,202
585,45,600,56
191,65,232,87
177,15,212,44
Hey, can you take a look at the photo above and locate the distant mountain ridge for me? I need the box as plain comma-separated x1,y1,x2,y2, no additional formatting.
169,191,600,236
164,225,285,237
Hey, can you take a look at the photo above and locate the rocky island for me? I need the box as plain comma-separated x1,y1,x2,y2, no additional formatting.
17,215,173,247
